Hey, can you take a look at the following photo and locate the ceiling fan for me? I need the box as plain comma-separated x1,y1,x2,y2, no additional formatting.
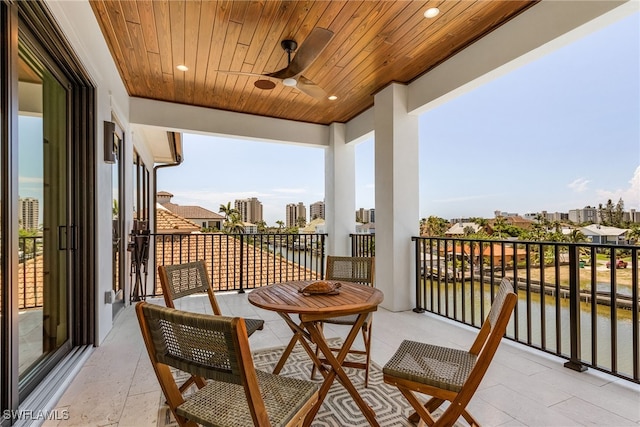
220,27,334,99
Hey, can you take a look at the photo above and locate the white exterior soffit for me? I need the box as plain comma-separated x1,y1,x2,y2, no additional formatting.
129,98,329,149
131,124,177,164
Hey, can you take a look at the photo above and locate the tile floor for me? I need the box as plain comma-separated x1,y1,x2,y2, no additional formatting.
42,291,640,427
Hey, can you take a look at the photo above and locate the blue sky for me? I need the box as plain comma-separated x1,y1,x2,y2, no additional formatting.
18,116,44,223
159,11,639,226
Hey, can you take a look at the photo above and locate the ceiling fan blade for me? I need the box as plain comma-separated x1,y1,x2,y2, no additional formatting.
268,27,334,80
216,70,266,78
295,75,327,99
216,71,278,90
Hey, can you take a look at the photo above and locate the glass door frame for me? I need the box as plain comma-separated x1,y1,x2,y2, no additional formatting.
1,0,97,417
1,1,21,418
17,14,74,401
107,120,126,317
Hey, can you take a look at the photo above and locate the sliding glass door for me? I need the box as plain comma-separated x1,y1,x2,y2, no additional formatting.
17,44,71,389
2,0,96,415
111,124,125,316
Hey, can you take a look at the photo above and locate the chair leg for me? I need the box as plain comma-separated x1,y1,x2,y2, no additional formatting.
363,324,371,388
310,322,324,380
177,375,206,394
460,409,481,427
178,376,196,394
408,397,445,424
398,387,438,426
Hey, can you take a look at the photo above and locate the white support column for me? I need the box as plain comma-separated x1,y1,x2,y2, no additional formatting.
374,83,419,312
325,123,355,256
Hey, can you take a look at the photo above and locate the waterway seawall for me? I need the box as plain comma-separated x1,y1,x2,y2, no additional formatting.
476,275,637,310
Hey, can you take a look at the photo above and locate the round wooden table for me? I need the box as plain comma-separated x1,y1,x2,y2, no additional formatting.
249,280,384,427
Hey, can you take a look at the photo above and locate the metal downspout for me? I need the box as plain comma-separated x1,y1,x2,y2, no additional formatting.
152,132,183,234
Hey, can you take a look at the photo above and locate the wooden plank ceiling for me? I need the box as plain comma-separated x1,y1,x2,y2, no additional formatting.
90,1,536,125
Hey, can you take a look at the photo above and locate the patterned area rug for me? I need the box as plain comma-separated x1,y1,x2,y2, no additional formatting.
157,338,415,426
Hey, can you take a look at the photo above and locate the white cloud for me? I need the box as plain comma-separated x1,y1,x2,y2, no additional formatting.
595,166,640,209
19,176,43,184
567,177,590,193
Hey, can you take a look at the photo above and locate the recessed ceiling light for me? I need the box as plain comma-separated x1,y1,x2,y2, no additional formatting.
328,95,338,101
424,7,440,18
176,64,189,71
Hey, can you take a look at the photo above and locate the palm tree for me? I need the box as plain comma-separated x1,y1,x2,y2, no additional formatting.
419,218,427,235
219,202,238,221
276,220,284,231
255,220,267,233
225,212,245,234
627,225,640,245
566,228,587,243
424,216,448,237
493,216,507,239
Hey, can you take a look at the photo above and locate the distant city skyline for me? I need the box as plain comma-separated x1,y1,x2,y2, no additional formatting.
157,12,639,227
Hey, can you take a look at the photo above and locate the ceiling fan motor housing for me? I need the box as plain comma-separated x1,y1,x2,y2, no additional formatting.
281,39,298,53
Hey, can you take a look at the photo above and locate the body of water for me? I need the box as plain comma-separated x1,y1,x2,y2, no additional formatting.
422,280,637,378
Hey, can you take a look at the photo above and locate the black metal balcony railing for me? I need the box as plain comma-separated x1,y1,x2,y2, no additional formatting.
18,235,44,309
350,233,375,257
149,233,327,297
16,232,638,384
412,237,639,384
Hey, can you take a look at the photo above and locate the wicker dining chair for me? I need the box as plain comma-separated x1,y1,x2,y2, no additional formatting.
158,260,264,393
382,278,517,426
136,302,319,427
310,256,375,387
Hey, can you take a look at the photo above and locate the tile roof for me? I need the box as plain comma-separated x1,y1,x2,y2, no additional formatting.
154,235,320,294
163,203,224,220
19,211,318,308
445,222,482,235
156,208,201,233
487,216,534,230
18,256,43,309
580,224,629,236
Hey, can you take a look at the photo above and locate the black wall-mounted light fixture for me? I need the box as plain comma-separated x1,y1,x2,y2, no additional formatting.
104,120,123,163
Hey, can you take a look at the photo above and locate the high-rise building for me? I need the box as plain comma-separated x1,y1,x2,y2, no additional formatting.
356,207,374,223
234,197,263,223
568,206,599,224
356,208,369,223
286,202,306,227
19,197,39,231
310,200,325,220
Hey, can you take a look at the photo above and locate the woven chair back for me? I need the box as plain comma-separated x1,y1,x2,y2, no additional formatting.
140,303,242,385
468,277,516,358
158,260,223,315
488,278,515,330
325,256,375,285
160,260,210,301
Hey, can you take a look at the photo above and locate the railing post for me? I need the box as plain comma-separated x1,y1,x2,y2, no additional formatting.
321,234,326,279
238,234,245,294
413,237,425,313
564,244,587,372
